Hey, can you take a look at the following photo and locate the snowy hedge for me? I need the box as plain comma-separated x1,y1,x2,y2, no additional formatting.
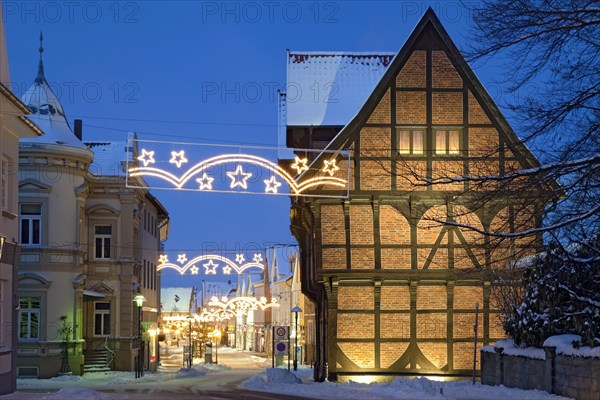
504,239,600,347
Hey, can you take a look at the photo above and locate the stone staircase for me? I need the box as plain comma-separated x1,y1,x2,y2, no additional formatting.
158,349,184,373
83,349,111,373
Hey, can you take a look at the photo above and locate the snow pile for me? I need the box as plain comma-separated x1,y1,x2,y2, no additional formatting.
48,374,80,382
482,339,546,359
241,367,301,389
201,363,231,371
242,370,570,400
543,334,600,358
40,387,113,399
482,335,600,359
175,367,207,379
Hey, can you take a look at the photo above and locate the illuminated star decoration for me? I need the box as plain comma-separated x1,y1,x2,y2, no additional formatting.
235,254,245,264
264,176,282,194
169,150,188,168
203,259,219,275
253,253,263,263
222,265,232,275
196,172,214,190
322,159,340,176
291,156,309,175
158,254,169,264
137,149,155,167
226,165,253,190
177,254,187,264
190,265,199,275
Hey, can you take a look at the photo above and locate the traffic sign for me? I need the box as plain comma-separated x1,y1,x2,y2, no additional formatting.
274,340,289,356
274,325,289,340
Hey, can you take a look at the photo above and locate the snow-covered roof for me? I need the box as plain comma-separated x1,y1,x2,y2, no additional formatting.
87,141,132,177
284,51,395,126
21,35,85,148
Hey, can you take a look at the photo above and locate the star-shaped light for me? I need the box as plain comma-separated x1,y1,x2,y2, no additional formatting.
137,149,155,167
222,265,232,274
227,165,253,190
253,253,263,263
177,254,187,264
235,254,245,264
196,173,214,190
158,254,169,264
291,156,309,174
221,296,228,302
203,259,219,275
169,150,188,168
264,176,282,194
190,265,199,275
323,159,340,176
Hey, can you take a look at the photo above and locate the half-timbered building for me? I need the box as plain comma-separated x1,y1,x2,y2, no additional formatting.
282,9,543,381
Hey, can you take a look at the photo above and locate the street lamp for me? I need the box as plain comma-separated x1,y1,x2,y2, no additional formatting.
291,305,302,371
133,294,146,378
186,315,194,368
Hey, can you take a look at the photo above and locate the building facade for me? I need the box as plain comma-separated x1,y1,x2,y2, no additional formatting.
0,4,44,393
284,10,542,381
15,42,169,378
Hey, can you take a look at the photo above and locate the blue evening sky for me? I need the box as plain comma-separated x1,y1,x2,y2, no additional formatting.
4,1,513,288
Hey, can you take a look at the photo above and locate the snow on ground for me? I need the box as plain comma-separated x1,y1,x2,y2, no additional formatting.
241,367,571,400
482,339,546,359
2,345,573,400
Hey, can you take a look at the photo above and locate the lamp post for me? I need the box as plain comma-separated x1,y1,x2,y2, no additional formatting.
186,315,194,368
291,305,302,371
133,294,146,378
214,329,220,364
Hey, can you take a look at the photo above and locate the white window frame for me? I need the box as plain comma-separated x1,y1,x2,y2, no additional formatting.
93,301,111,337
19,203,42,246
94,225,112,260
18,296,40,341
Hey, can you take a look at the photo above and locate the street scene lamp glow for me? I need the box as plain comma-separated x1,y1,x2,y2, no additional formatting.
133,294,146,308
291,306,302,371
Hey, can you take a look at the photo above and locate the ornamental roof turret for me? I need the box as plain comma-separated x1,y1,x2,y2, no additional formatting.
21,33,85,148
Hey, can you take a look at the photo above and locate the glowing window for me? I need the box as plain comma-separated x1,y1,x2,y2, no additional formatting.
398,129,425,155
435,129,461,155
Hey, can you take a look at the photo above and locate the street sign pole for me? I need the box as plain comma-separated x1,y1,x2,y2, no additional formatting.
272,326,275,368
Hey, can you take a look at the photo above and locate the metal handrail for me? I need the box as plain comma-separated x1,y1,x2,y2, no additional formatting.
104,335,116,369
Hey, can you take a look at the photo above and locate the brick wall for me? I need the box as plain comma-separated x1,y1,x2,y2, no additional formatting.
380,205,411,244
417,286,447,309
338,342,375,369
321,204,345,244
380,313,410,338
396,50,426,87
380,342,409,368
420,342,448,369
432,51,462,88
380,285,410,310
350,205,373,245
338,286,374,310
453,313,484,338
453,286,483,310
337,313,374,339
468,91,491,124
397,91,426,124
351,248,374,269
367,89,391,124
322,248,345,269
454,342,483,370
432,92,463,124
416,313,447,338
360,160,391,190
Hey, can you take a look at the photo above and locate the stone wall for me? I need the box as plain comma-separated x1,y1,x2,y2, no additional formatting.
481,347,600,400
